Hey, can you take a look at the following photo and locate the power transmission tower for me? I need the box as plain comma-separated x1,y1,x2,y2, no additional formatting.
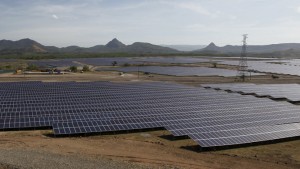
236,34,249,81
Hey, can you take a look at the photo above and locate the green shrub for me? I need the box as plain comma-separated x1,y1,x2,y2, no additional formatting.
111,61,117,66
82,65,90,72
5,65,12,69
70,66,78,72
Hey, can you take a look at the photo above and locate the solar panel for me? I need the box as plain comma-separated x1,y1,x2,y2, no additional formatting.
203,83,300,102
190,123,300,147
1,81,300,148
29,57,210,67
97,66,264,77
218,59,300,76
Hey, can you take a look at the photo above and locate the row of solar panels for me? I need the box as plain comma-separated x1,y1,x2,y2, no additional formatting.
97,66,265,77
203,83,300,102
1,81,300,148
0,90,286,118
219,60,300,76
1,102,298,126
29,57,211,67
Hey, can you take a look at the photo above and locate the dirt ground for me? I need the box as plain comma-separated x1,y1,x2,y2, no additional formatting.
1,70,300,169
0,130,298,169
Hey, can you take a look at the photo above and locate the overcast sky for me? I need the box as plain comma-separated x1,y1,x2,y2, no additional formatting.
1,0,300,47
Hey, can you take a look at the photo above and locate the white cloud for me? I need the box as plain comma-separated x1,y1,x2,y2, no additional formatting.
109,2,149,11
229,15,237,20
52,14,58,19
297,6,300,13
160,1,218,18
176,2,214,16
2,0,300,46
35,4,78,14
184,23,220,33
185,24,205,31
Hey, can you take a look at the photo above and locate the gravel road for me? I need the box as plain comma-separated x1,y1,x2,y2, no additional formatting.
0,149,159,169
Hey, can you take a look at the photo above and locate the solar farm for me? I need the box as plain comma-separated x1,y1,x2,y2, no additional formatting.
4,81,300,148
3,56,300,168
98,66,264,77
218,60,300,76
29,57,211,67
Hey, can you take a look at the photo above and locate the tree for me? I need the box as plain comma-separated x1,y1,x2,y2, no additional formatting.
82,65,90,72
70,66,78,72
5,65,12,70
111,61,117,66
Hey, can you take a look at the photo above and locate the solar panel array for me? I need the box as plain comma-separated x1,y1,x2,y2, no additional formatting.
218,60,300,76
28,57,300,77
75,57,141,66
0,59,17,62
98,66,264,77
30,57,211,67
203,83,300,102
1,81,300,148
136,57,210,64
29,59,81,67
272,59,300,67
0,70,14,74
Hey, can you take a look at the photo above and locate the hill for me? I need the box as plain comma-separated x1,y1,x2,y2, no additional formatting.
105,38,126,48
197,42,300,54
0,38,179,55
0,38,48,54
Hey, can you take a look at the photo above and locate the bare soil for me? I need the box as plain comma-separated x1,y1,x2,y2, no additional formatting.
0,130,297,169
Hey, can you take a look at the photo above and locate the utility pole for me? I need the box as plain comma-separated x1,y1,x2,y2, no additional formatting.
138,65,139,79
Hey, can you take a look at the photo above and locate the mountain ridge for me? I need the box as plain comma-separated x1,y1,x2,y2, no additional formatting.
198,42,300,54
0,38,179,54
2,38,300,56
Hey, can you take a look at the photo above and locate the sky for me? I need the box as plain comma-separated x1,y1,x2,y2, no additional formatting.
1,0,300,47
